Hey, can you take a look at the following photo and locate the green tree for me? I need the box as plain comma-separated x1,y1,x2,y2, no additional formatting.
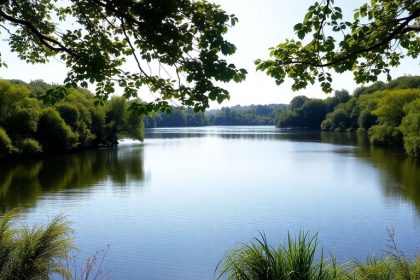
36,108,78,152
256,0,420,92
400,99,420,157
0,0,246,112
0,80,42,139
104,97,144,146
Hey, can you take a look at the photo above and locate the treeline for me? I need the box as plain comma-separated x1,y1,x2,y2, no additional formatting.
275,76,420,157
275,90,350,129
144,104,286,127
0,80,144,158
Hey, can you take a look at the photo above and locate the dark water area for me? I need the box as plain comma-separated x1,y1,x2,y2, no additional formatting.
0,127,419,279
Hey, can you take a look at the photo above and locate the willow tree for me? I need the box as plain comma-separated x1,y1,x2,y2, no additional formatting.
256,0,420,92
0,0,246,112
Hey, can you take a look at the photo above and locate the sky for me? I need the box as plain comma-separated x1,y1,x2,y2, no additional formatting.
0,0,418,107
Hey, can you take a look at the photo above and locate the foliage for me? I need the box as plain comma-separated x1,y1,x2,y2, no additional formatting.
218,232,420,280
0,210,73,280
372,89,420,126
0,79,144,158
354,76,420,96
104,97,144,145
256,0,420,92
17,138,42,155
0,80,41,139
369,125,403,146
275,91,347,129
37,108,78,153
0,127,14,157
318,76,420,156
400,99,420,157
217,231,339,280
0,0,246,112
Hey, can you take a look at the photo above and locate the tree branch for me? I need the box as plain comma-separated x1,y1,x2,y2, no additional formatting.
0,9,79,58
277,7,420,68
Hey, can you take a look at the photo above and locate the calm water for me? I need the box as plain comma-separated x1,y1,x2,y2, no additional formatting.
1,126,420,279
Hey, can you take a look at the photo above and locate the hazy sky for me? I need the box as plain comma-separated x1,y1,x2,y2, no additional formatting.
0,0,418,107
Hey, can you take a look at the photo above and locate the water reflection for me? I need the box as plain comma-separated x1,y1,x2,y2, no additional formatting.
360,146,420,212
147,127,420,213
0,145,145,210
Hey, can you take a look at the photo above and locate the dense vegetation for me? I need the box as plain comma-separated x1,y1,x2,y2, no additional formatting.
275,90,350,129
275,76,420,157
0,80,144,159
218,232,420,280
144,104,286,127
321,76,420,157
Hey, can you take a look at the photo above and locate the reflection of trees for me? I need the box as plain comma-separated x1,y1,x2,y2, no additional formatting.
319,131,420,212
0,145,144,210
360,146,420,212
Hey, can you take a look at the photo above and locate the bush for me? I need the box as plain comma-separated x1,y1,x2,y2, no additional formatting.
56,103,80,129
37,108,78,152
369,125,403,146
0,128,14,157
358,109,377,129
17,138,42,155
321,118,333,130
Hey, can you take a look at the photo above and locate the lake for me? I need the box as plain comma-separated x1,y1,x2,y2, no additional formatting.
1,126,419,279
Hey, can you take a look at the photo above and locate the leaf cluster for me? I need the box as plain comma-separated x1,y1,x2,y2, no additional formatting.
256,0,420,92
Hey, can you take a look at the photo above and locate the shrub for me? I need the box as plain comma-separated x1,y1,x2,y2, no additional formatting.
358,109,377,129
321,118,333,130
36,108,78,152
56,103,80,129
17,138,42,155
369,125,403,146
0,128,14,157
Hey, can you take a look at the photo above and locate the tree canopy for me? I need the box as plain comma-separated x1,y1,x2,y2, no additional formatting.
0,80,144,158
0,0,246,112
256,0,420,92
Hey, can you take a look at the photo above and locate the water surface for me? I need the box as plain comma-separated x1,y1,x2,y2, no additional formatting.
1,127,419,279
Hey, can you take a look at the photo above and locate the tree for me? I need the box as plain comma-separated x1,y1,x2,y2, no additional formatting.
256,0,420,92
0,0,246,112
400,99,420,157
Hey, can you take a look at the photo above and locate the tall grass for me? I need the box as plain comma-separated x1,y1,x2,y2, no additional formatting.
217,232,339,280
0,210,109,280
217,231,420,280
0,209,74,280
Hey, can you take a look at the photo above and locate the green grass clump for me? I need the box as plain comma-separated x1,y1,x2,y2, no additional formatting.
0,210,74,280
217,232,339,280
217,232,420,280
